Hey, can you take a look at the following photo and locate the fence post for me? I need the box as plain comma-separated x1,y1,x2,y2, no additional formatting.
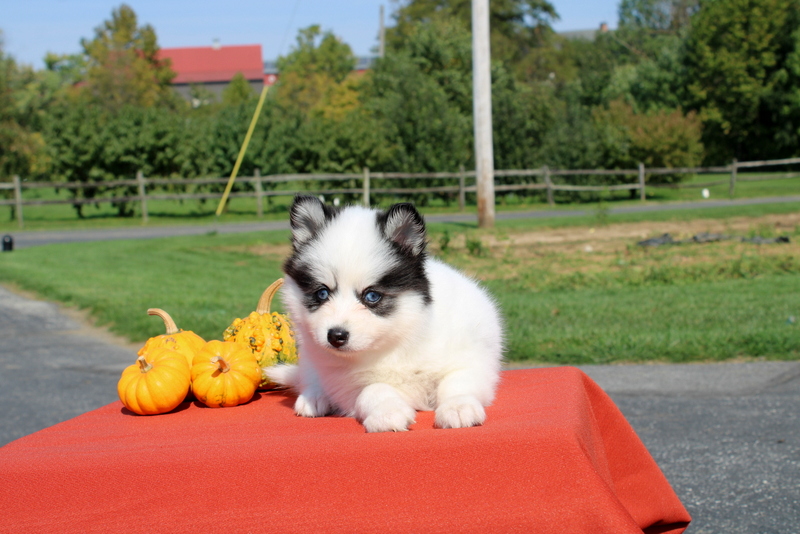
458,165,466,211
363,167,370,207
544,166,554,206
729,158,737,198
136,170,148,224
638,162,646,201
12,175,23,228
254,168,264,218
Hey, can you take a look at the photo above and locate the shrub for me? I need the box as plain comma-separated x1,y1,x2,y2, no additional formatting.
593,99,704,185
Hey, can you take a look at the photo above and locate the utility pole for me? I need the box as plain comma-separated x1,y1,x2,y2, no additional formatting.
472,0,494,228
379,5,386,58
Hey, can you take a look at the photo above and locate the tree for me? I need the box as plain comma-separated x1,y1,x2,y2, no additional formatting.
34,4,187,215
275,25,356,113
363,15,560,205
221,73,257,106
364,18,474,175
683,0,800,162
556,34,622,108
600,35,686,113
491,63,557,171
44,100,185,216
278,25,355,83
44,53,87,88
618,0,698,33
80,4,176,111
266,25,389,188
614,0,698,64
536,97,605,173
388,0,559,75
0,36,49,179
593,99,703,184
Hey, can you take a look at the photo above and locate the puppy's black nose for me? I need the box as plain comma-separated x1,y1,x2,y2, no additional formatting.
327,328,349,348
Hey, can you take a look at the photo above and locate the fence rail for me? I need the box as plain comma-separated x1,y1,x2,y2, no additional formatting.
2,157,800,228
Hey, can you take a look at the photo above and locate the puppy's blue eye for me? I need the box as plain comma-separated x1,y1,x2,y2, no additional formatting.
316,288,330,301
364,290,382,304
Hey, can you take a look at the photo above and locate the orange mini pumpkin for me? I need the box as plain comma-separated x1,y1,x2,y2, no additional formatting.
138,308,206,368
117,347,191,415
191,341,261,408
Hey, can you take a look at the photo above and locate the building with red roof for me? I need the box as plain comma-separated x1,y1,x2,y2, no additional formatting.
160,42,375,106
159,43,276,104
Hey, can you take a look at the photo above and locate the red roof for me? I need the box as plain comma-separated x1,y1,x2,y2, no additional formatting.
160,45,263,84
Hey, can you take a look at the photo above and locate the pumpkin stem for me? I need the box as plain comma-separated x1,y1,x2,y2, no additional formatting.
147,308,179,335
255,278,284,314
137,356,153,373
211,356,231,373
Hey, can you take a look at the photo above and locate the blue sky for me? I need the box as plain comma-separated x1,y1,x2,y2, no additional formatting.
2,1,620,69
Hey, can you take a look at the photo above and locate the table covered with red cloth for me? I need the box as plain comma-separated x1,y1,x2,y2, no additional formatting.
0,367,690,533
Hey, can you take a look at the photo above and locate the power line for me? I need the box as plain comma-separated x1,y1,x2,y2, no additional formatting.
277,0,303,58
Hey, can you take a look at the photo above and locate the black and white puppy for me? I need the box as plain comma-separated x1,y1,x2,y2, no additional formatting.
267,196,504,432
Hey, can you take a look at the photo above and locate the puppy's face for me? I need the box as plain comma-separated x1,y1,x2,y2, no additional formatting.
282,197,431,357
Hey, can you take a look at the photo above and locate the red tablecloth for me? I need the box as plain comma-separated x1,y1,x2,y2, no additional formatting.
0,367,690,533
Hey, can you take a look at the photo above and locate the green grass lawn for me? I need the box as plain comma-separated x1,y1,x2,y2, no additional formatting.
493,276,800,364
0,232,289,342
2,210,799,364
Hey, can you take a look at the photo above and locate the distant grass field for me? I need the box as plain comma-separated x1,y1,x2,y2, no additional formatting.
1,206,799,364
647,171,800,203
1,171,797,232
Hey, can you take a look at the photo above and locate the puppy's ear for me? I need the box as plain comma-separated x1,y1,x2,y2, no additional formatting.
381,203,427,257
289,196,337,246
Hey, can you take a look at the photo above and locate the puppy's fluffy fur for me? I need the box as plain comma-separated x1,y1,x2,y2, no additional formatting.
266,196,504,432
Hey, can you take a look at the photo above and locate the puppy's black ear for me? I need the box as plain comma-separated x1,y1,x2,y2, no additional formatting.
381,203,427,257
289,196,337,246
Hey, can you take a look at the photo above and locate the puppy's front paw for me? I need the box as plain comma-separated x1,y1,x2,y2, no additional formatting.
435,395,486,429
295,392,331,418
361,400,417,433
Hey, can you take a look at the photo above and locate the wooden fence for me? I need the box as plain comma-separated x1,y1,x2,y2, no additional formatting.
2,157,799,228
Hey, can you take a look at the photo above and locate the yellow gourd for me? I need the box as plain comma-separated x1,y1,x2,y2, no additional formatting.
117,347,191,415
138,308,206,368
191,341,261,408
223,279,297,389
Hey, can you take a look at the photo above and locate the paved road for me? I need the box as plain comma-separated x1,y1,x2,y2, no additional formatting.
5,195,800,249
565,363,800,534
0,286,136,444
1,285,798,533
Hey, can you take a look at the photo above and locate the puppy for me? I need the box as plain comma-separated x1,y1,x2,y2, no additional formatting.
266,196,504,432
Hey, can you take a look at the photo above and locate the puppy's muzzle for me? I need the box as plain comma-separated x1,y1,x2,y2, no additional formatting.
327,327,349,348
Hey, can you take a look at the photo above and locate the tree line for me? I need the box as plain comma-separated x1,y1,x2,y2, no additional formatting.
1,0,799,215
